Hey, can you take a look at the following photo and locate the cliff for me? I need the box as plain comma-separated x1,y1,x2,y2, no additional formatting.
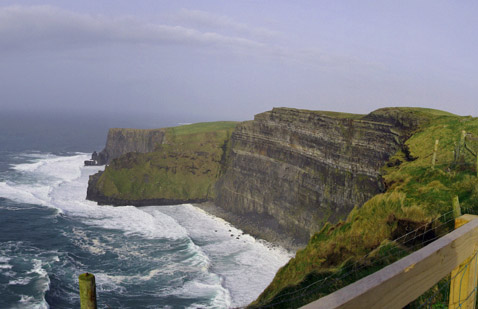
85,107,478,308
88,128,167,165
251,108,478,308
86,122,237,205
214,107,420,246
87,108,428,245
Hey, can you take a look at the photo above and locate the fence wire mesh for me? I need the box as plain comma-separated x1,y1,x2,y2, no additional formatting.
246,209,469,308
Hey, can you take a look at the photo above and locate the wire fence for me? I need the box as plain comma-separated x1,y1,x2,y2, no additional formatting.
247,205,478,308
416,249,478,308
246,132,478,308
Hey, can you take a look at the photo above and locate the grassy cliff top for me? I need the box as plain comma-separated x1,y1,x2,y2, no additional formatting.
268,106,457,122
268,107,365,119
107,121,238,134
95,121,238,202
251,109,478,308
166,121,238,135
369,106,457,117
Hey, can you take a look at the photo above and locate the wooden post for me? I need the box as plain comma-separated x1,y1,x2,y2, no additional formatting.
475,153,478,177
458,130,467,161
453,196,461,219
79,273,97,309
449,215,478,309
431,139,439,169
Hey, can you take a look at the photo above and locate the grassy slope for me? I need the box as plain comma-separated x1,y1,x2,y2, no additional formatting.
96,121,237,201
251,109,478,308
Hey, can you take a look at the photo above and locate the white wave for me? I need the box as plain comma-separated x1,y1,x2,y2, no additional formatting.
93,272,128,294
8,259,51,309
153,204,293,307
0,182,51,206
184,241,211,272
170,277,231,309
3,153,190,240
19,295,35,303
13,160,44,172
9,277,32,285
14,294,49,309
3,152,291,307
100,268,162,286
3,153,191,240
30,260,51,309
13,154,84,183
28,259,47,276
0,256,11,263
0,264,13,269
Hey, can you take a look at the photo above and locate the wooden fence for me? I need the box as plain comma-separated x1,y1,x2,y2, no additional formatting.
301,214,478,309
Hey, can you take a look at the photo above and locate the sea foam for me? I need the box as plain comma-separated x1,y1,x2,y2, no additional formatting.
2,153,292,307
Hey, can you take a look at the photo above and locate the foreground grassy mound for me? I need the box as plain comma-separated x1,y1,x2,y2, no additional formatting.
250,108,478,308
92,121,237,203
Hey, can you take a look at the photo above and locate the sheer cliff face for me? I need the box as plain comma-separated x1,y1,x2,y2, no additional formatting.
97,128,166,164
215,108,409,244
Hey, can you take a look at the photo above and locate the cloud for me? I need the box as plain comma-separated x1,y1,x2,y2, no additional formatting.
0,5,383,76
0,5,266,53
175,9,279,39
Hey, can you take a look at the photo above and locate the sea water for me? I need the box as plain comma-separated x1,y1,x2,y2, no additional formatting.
0,151,291,308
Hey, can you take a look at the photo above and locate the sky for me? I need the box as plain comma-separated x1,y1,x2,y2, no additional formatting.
1,1,477,126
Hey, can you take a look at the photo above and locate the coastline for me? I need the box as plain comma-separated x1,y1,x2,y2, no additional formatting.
193,202,305,252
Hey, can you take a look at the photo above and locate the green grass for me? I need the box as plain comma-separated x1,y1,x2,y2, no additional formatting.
377,106,457,117
271,107,365,119
167,121,238,135
250,109,478,308
95,121,238,201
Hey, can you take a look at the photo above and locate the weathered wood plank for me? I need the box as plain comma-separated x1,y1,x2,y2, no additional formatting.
449,215,478,309
301,218,478,309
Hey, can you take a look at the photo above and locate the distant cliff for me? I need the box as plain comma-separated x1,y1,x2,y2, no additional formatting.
86,122,237,205
213,107,422,245
88,128,167,165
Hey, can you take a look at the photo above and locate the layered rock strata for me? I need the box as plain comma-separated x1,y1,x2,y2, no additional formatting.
86,108,420,248
88,128,166,165
214,108,415,245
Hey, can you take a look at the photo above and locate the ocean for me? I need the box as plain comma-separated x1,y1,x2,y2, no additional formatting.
0,114,291,308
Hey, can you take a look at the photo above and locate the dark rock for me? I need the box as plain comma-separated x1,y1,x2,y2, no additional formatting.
214,107,416,246
84,160,98,166
87,128,167,166
387,158,402,167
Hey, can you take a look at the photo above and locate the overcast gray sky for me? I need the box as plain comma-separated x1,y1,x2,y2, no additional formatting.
1,1,477,124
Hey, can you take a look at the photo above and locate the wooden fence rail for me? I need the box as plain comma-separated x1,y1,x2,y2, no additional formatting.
301,215,478,309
